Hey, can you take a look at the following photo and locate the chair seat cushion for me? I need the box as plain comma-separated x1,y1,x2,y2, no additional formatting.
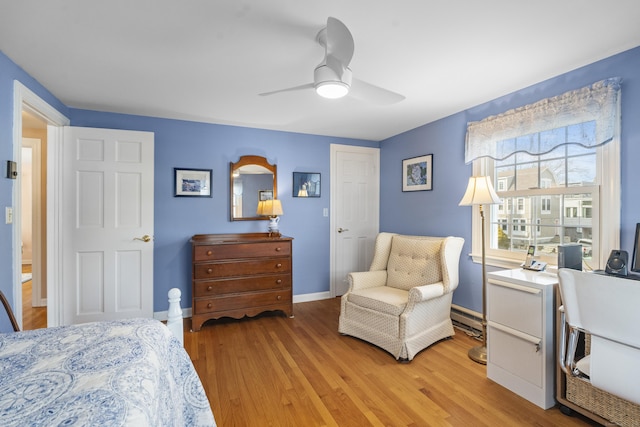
347,286,408,316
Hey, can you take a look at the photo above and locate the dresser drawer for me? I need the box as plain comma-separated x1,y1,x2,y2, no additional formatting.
194,274,290,297
194,258,291,279
194,241,291,261
487,278,542,337
195,290,292,314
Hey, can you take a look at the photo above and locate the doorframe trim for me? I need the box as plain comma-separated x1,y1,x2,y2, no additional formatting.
13,81,69,328
329,144,380,297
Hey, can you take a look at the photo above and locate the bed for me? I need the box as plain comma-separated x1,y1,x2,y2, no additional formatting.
0,291,216,426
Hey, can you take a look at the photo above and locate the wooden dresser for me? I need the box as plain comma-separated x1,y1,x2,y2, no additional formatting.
190,233,293,332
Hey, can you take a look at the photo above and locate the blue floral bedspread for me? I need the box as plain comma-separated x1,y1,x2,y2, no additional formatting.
0,318,216,426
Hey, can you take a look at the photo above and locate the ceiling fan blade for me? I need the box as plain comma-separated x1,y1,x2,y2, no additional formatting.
349,78,406,105
259,83,315,97
325,17,354,68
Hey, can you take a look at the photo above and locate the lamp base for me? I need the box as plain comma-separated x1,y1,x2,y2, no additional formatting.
268,216,280,235
468,344,487,365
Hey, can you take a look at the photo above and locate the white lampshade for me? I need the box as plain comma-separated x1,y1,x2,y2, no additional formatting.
459,176,501,206
256,199,283,217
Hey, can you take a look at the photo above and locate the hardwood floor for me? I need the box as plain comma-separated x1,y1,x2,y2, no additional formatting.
21,264,47,331
184,298,597,427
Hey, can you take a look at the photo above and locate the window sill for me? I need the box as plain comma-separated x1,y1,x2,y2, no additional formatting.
469,253,559,274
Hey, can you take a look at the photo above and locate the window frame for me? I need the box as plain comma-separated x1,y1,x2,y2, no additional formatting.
468,137,619,271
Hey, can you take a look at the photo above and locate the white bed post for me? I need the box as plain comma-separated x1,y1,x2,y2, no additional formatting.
167,288,184,345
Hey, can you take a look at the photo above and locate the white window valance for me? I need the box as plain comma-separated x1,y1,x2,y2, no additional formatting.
465,77,622,163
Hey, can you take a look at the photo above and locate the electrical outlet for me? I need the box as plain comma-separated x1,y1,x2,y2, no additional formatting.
6,207,13,224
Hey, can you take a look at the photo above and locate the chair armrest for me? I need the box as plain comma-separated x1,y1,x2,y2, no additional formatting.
347,271,388,292
407,282,445,303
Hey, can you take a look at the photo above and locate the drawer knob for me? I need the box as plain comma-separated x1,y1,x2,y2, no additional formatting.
275,247,282,252
276,295,282,301
276,279,282,284
207,268,213,274
207,286,213,291
207,303,212,308
276,263,282,268
206,250,212,256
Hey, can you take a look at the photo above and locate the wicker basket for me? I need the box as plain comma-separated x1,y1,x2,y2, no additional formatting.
565,335,640,427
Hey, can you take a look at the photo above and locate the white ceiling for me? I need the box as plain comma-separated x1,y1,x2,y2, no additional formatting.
2,1,640,141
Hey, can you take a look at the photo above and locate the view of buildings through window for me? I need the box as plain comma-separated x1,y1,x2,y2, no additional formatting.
486,122,597,261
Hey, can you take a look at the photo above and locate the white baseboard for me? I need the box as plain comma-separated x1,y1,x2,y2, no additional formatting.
154,307,192,322
293,291,333,303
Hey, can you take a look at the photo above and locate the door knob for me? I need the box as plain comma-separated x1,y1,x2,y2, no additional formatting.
337,227,349,233
134,235,152,242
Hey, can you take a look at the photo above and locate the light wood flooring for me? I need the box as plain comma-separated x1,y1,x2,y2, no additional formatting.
21,264,47,331
184,298,597,427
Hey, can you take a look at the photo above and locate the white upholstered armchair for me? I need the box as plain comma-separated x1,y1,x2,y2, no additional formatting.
338,233,464,361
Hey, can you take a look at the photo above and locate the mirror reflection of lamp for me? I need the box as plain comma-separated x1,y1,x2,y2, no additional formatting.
297,183,308,197
256,199,284,236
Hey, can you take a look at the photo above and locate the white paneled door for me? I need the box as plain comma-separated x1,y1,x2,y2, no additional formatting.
62,127,154,325
331,145,379,296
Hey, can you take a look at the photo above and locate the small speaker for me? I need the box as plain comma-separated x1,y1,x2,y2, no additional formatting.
558,244,582,271
605,249,628,276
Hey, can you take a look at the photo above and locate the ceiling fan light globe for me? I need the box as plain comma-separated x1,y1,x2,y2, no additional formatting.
316,81,349,99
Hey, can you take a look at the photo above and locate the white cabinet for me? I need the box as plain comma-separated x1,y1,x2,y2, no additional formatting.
486,269,557,409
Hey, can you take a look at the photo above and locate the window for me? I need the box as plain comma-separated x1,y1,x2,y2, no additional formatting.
487,139,598,263
465,78,621,269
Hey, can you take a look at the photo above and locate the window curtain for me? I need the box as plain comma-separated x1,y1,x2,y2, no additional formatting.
465,77,622,163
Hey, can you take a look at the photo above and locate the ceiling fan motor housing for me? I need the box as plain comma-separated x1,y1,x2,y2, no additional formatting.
314,65,352,98
314,64,352,87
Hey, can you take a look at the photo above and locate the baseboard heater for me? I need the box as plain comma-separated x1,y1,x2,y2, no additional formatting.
450,304,482,334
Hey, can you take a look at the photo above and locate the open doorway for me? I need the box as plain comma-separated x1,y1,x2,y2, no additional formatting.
13,81,70,329
21,111,47,330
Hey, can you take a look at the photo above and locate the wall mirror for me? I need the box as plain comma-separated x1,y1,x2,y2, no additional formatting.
230,155,277,221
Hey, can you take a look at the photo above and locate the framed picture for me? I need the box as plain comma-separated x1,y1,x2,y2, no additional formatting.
402,154,433,192
259,190,273,201
174,168,212,197
293,172,321,197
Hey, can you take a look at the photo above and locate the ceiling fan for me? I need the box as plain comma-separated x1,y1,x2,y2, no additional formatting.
259,17,405,105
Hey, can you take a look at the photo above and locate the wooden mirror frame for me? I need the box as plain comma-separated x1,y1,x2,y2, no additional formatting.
230,155,277,221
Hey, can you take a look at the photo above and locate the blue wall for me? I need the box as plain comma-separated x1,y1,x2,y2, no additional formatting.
380,46,640,312
68,110,375,311
2,46,640,322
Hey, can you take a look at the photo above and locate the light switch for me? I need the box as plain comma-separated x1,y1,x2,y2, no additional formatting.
323,208,328,217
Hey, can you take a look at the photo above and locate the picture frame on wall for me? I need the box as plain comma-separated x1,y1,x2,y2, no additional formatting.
402,154,433,192
174,168,212,197
259,190,273,201
293,172,321,197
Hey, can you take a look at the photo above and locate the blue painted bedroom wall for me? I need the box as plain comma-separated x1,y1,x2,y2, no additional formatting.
68,109,376,311
380,46,640,313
